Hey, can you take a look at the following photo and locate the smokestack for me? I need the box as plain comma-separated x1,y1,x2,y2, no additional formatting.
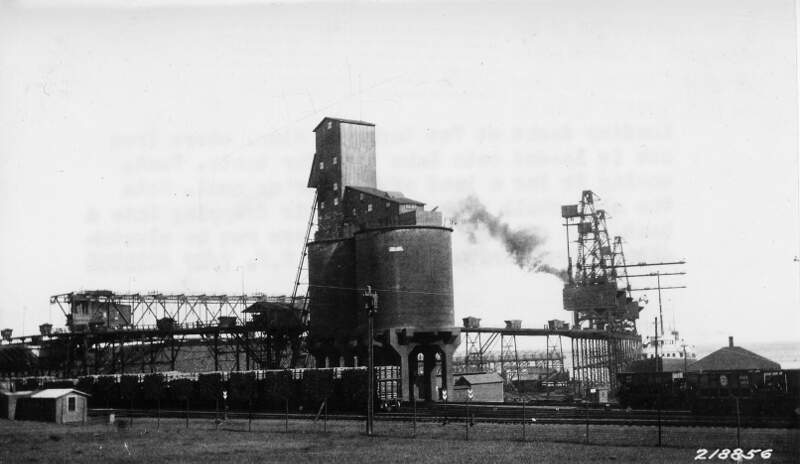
728,336,734,348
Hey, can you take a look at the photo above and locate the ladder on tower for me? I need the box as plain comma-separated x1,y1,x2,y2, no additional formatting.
290,191,317,324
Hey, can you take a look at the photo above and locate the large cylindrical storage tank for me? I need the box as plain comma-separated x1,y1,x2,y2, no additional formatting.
307,238,357,341
355,226,454,331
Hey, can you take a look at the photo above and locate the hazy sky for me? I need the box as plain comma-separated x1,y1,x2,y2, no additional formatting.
1,0,798,347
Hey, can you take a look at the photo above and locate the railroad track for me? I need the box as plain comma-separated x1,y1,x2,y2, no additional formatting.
89,403,798,429
384,403,797,428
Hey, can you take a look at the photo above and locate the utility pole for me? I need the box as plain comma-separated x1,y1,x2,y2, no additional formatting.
363,286,378,436
654,316,661,447
657,273,664,337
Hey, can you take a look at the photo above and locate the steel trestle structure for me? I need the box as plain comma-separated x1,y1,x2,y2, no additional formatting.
49,292,298,328
0,292,307,378
459,326,641,393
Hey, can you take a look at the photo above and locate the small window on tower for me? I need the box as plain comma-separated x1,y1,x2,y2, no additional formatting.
385,202,390,208
332,157,337,165
319,161,324,170
327,121,333,130
333,182,338,191
367,204,373,212
352,208,357,216
334,198,339,206
320,201,325,210
359,193,364,200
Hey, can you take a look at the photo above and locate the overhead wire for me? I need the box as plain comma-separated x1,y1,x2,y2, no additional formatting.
306,283,452,297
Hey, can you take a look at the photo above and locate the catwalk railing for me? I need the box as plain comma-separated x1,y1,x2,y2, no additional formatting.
49,292,307,328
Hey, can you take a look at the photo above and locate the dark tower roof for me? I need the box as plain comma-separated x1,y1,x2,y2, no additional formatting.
312,117,375,132
688,341,780,372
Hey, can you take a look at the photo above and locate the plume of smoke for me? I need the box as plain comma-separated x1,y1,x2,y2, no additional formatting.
533,263,570,283
454,195,568,282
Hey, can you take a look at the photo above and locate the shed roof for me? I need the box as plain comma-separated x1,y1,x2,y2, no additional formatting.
242,301,298,313
30,389,90,399
454,372,504,386
688,346,780,372
346,186,425,206
313,117,375,132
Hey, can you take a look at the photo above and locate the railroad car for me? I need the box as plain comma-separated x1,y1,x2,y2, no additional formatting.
616,371,690,410
617,369,800,417
687,369,800,417
4,366,402,413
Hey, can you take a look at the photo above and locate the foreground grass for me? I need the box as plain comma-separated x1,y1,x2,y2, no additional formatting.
0,418,797,464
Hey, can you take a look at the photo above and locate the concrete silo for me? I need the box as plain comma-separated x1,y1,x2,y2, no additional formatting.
306,117,460,401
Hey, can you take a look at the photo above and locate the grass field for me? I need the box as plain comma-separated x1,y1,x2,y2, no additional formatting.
0,417,797,464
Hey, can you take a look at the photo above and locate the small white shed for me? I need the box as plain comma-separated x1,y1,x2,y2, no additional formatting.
15,388,90,424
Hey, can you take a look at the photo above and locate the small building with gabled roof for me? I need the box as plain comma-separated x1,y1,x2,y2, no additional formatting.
14,389,89,424
452,372,504,402
688,337,780,372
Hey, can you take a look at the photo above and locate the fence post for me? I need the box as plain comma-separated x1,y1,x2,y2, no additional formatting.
585,405,589,444
522,401,526,441
441,390,448,425
223,390,228,422
324,399,328,433
735,396,741,449
465,389,474,441
657,391,662,447
412,395,417,438
465,400,469,441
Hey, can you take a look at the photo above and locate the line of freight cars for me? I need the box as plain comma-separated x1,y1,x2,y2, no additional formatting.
617,369,800,417
3,366,401,413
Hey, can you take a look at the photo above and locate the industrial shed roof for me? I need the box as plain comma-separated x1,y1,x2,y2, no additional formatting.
30,389,89,399
346,186,425,206
242,301,298,313
688,346,780,372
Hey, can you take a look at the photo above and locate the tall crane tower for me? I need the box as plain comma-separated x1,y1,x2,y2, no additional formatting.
561,190,641,333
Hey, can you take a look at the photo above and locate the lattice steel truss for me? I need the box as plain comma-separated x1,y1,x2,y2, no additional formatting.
0,291,311,377
50,291,306,329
